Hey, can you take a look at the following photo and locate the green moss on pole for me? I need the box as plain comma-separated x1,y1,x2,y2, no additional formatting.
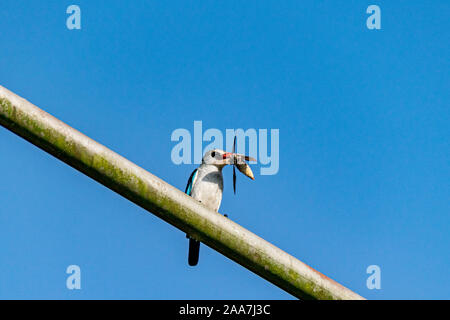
0,86,364,300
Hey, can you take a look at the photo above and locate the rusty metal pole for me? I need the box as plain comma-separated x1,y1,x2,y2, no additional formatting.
0,85,364,300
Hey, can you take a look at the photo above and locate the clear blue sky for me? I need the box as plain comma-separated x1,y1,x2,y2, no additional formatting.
0,1,448,299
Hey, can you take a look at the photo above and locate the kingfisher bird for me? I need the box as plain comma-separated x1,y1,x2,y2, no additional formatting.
185,148,255,266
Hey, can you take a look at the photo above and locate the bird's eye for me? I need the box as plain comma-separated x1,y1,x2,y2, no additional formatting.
211,151,216,158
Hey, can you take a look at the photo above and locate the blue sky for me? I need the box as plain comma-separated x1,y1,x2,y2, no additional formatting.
0,1,448,299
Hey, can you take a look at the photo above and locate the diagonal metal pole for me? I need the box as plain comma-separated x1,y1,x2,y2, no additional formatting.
0,85,364,300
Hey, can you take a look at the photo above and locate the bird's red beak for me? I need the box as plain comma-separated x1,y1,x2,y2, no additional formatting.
222,152,233,159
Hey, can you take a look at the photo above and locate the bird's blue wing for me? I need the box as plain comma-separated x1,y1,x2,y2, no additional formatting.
185,169,198,196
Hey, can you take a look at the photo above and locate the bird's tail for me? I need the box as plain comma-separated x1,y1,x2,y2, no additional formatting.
188,238,200,266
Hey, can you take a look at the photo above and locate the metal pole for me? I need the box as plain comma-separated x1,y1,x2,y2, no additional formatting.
0,85,364,300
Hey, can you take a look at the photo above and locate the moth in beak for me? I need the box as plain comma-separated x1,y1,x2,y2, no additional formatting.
234,154,255,180
227,136,256,194
222,152,256,180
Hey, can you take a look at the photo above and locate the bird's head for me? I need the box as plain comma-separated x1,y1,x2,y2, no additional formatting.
202,149,232,167
202,149,255,180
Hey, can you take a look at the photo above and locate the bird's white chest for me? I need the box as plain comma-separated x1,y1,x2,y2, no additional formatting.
190,166,224,212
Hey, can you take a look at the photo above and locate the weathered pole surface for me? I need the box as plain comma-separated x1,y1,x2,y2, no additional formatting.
0,85,364,300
